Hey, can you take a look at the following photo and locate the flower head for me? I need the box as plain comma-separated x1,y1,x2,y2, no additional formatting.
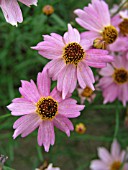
74,0,118,49
98,55,128,106
77,86,96,104
0,0,37,26
32,24,113,99
7,70,84,152
75,123,86,134
90,140,128,170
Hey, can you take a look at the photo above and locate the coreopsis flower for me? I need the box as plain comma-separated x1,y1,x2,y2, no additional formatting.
90,140,128,170
112,10,128,36
32,24,113,99
98,55,128,106
77,86,96,104
75,123,86,134
42,5,54,16
74,0,118,49
7,70,84,152
0,0,37,26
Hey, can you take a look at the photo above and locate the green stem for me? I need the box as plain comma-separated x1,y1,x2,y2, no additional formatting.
113,102,120,139
112,0,128,17
0,114,11,119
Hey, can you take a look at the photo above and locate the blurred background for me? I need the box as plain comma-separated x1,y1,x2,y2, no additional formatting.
0,0,127,170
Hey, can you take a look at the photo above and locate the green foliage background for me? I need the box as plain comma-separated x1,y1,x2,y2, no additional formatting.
0,0,127,170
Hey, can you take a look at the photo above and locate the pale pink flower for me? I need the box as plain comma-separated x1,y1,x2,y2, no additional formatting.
98,55,128,106
90,140,128,170
35,163,60,170
74,0,118,49
32,24,113,99
0,0,37,26
7,70,84,152
45,163,60,170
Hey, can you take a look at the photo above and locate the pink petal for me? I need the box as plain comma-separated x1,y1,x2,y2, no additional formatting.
99,64,114,76
77,61,95,90
19,0,37,6
0,0,23,26
50,87,63,103
63,24,80,44
58,99,84,118
19,80,40,103
111,140,121,160
13,114,39,139
7,100,36,116
81,31,99,44
37,70,51,97
62,64,77,99
90,160,108,170
98,147,112,164
103,83,118,104
53,114,74,137
45,58,65,81
37,121,55,152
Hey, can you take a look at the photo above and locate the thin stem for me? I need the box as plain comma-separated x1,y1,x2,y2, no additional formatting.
113,102,120,139
0,114,11,119
112,0,128,17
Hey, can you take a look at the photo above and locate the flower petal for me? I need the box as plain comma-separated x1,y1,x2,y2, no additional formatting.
19,80,40,103
37,70,51,97
37,121,55,152
77,61,95,90
53,114,74,137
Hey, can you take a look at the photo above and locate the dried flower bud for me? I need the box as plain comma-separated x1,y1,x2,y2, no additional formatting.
42,5,54,16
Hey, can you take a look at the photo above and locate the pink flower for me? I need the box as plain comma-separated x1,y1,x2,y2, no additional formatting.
32,24,113,99
98,55,128,106
0,0,37,26
7,70,84,152
90,140,128,170
74,0,118,49
45,163,60,170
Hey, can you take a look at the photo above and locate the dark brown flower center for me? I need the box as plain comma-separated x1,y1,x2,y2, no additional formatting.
81,86,93,97
102,25,118,44
36,97,58,120
113,68,128,84
63,42,85,65
119,18,128,35
111,161,121,170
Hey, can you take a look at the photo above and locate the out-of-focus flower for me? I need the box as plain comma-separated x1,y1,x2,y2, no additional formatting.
0,155,8,168
32,24,113,99
0,0,37,26
42,5,54,16
7,70,84,152
77,86,96,104
112,10,128,36
75,123,86,134
98,55,128,106
90,140,128,170
45,164,60,170
36,163,60,170
74,0,118,49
